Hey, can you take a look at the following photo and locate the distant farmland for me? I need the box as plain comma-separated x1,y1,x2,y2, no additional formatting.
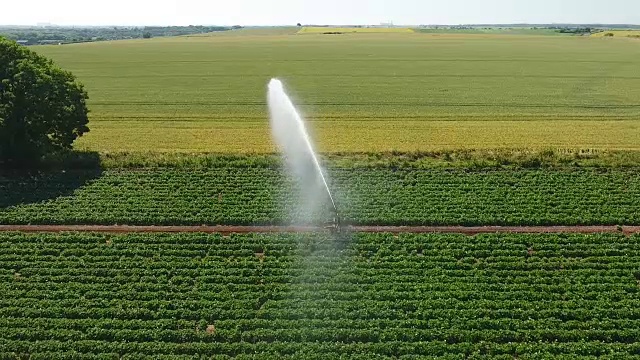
298,27,415,34
591,30,640,37
33,31,640,153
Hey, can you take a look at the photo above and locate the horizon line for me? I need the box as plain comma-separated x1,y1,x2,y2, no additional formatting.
2,22,640,28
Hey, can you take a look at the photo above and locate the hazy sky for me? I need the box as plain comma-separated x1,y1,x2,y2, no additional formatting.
2,0,639,26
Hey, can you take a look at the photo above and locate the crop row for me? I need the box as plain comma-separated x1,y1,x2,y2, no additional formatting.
2,167,640,225
1,232,640,357
3,340,640,359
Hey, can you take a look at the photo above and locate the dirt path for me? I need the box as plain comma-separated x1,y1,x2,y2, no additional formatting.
1,224,639,235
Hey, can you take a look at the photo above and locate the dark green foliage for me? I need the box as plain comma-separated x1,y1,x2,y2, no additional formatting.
3,149,639,173
557,27,593,34
64,150,640,170
0,37,89,164
1,232,640,358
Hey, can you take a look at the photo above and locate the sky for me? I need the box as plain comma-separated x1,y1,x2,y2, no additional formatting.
2,0,639,26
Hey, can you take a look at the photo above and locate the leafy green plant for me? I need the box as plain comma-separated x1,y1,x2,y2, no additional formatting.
0,37,89,164
1,232,640,357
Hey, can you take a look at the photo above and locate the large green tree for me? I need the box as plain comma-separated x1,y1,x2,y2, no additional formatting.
0,37,89,164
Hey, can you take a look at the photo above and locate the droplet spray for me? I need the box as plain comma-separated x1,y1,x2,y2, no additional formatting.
267,79,339,226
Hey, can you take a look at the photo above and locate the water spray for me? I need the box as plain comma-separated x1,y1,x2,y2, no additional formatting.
267,79,340,230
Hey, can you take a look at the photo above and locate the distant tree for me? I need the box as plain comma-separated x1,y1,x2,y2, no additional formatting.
0,26,234,44
0,37,89,164
297,23,302,27
143,32,152,39
604,32,614,37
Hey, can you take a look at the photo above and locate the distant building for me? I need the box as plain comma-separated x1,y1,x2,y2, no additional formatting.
16,40,29,46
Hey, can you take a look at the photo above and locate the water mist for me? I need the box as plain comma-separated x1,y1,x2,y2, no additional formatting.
267,79,338,225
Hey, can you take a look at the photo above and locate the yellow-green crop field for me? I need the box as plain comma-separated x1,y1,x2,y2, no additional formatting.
592,30,640,37
33,31,640,153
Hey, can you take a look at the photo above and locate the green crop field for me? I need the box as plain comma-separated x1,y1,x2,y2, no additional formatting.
5,26,640,359
32,31,640,152
2,232,640,358
416,27,565,36
3,162,640,226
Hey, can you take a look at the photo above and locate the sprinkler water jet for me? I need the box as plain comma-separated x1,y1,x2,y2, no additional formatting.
267,78,341,230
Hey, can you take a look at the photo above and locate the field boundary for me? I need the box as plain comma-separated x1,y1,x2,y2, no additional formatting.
1,225,639,235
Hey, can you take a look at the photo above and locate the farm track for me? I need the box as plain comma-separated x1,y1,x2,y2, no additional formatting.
2,224,640,235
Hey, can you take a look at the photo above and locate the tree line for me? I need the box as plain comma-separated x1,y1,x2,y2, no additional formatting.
0,25,242,45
